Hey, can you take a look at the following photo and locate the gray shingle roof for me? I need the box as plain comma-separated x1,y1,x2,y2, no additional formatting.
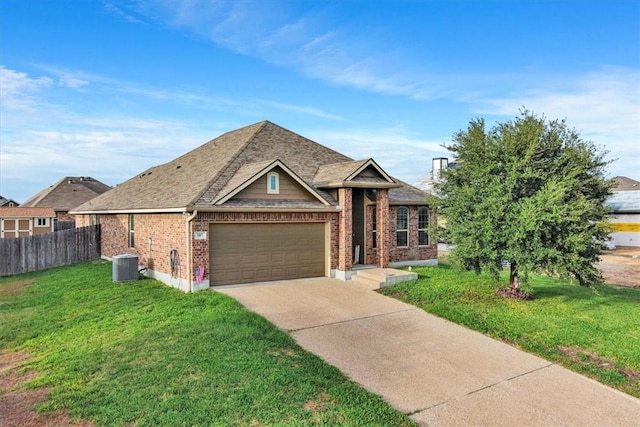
314,160,370,185
21,177,111,212
72,121,428,213
612,176,640,191
0,196,20,207
212,159,279,204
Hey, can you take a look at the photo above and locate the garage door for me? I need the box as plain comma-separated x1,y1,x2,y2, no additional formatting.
209,222,325,286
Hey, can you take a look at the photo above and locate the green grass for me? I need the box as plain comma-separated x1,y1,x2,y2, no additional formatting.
0,260,414,426
381,262,640,398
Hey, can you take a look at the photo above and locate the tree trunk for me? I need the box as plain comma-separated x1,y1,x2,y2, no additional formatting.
509,260,518,290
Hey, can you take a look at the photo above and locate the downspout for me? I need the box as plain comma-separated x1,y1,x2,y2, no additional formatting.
185,210,198,293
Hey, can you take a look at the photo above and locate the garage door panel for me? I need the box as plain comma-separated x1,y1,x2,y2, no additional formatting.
210,223,325,286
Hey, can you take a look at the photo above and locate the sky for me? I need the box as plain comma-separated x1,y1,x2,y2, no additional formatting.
1,0,639,203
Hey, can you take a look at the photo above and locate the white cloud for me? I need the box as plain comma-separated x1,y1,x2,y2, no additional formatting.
254,100,343,121
103,1,146,25
124,0,453,100
473,66,640,179
0,66,53,110
58,74,90,89
308,126,449,183
0,64,345,201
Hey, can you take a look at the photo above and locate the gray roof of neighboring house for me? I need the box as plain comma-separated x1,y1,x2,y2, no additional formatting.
612,176,640,191
21,177,111,212
605,176,640,213
0,196,20,207
72,121,428,213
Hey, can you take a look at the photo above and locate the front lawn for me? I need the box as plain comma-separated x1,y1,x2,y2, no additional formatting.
381,263,640,398
0,261,414,426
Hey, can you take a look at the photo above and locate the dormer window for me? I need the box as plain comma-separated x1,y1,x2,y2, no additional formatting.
267,172,279,194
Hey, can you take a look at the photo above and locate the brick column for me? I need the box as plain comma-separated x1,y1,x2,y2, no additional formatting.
338,187,353,272
376,189,390,268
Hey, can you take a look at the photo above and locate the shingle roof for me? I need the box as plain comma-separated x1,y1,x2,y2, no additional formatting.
213,159,279,204
72,121,428,213
0,196,19,207
612,176,640,191
0,207,56,218
389,179,429,205
21,177,111,212
314,160,370,185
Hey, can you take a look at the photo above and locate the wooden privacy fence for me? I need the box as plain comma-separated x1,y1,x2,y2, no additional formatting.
0,225,101,276
55,220,76,231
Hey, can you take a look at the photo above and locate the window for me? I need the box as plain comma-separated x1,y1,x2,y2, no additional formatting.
418,207,429,246
36,218,49,227
267,172,279,194
396,207,408,247
128,214,135,248
372,206,377,249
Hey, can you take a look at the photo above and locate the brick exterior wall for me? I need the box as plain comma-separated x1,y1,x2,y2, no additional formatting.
387,205,437,262
75,215,89,227
193,211,340,282
81,213,188,279
366,204,437,264
376,189,391,268
57,212,75,221
337,188,353,272
75,200,435,290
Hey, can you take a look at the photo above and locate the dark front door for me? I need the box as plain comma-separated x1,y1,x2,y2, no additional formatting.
352,189,365,264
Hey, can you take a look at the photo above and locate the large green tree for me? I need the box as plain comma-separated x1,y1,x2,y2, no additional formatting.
436,111,614,287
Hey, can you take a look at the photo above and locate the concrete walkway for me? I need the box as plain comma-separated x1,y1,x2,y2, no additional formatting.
217,277,640,426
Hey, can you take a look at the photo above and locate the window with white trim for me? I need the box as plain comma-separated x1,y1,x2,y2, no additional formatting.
36,218,49,227
128,214,135,248
418,207,429,246
396,207,408,247
267,172,280,194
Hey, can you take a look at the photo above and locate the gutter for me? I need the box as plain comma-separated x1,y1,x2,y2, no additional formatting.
185,210,198,293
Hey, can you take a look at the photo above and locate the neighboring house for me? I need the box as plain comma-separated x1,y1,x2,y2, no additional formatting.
0,207,56,238
413,157,450,194
605,176,640,248
21,176,111,221
0,196,20,207
72,121,436,292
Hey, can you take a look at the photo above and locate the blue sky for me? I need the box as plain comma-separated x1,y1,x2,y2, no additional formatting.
1,0,638,202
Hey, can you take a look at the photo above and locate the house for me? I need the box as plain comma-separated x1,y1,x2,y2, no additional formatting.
0,196,20,207
21,176,111,222
605,176,640,248
413,157,450,193
0,207,56,238
71,121,436,291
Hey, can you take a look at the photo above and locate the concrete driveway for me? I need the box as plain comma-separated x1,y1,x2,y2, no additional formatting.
217,277,640,426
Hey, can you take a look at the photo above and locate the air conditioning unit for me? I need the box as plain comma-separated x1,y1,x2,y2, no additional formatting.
112,254,139,282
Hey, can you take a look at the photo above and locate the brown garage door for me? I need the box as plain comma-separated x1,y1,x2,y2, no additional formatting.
209,222,325,286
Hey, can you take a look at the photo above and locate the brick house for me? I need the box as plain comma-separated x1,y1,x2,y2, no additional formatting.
21,176,111,222
72,121,436,292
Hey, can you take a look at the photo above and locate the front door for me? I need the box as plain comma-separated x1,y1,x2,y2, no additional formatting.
352,189,365,264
